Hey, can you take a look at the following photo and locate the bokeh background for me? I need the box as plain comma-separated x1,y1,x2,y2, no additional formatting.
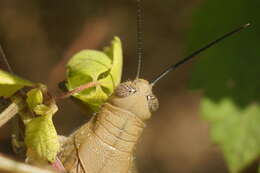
0,0,258,172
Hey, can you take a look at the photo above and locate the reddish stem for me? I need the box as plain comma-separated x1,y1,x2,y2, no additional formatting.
55,81,99,100
51,158,67,173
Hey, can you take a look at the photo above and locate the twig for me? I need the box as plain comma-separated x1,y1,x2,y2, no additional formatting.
54,81,99,100
0,154,55,173
0,81,98,127
0,101,19,127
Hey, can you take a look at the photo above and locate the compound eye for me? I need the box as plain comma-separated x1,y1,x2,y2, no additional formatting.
115,83,136,97
147,95,159,112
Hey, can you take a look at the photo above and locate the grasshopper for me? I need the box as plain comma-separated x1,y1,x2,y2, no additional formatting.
57,1,250,173
0,1,249,173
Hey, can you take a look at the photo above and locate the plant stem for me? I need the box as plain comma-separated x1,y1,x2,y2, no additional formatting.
0,102,19,127
0,154,55,173
55,81,99,100
0,96,26,128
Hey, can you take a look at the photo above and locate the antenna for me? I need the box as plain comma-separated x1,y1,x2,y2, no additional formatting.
136,0,144,78
150,23,250,85
0,44,14,73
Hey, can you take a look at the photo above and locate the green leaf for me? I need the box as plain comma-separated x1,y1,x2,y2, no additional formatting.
66,36,123,111
201,98,260,173
33,104,58,116
26,88,43,110
0,69,34,97
24,87,59,163
25,114,59,163
187,0,260,172
101,37,123,93
25,103,59,163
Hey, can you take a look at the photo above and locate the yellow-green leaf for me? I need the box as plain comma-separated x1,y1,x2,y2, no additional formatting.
25,107,59,163
26,88,43,110
34,104,58,116
66,36,123,111
101,36,123,93
0,69,34,97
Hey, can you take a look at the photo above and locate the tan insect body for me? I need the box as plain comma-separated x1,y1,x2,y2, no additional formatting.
58,22,249,173
59,79,158,173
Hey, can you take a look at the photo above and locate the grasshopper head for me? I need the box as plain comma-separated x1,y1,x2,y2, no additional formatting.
109,79,159,121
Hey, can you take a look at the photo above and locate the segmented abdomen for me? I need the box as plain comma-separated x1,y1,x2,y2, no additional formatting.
59,103,145,173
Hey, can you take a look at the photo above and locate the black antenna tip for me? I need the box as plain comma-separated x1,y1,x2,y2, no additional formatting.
150,23,251,86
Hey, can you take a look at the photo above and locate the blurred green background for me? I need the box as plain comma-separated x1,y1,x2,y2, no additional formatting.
0,0,258,172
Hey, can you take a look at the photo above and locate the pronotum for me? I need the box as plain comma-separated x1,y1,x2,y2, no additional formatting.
57,1,250,173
